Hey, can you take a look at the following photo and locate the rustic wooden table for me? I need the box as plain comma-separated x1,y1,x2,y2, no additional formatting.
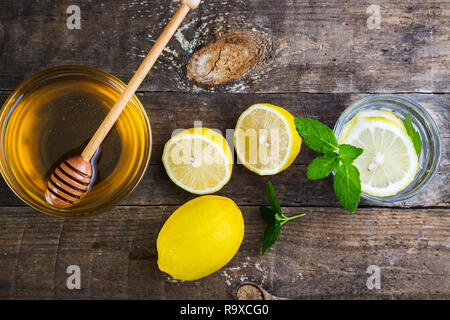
0,0,448,299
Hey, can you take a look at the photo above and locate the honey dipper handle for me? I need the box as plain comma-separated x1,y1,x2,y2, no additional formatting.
81,0,200,160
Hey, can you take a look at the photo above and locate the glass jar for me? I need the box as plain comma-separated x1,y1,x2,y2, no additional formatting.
333,94,441,202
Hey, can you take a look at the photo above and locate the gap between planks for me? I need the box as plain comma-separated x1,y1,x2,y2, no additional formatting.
1,89,450,95
0,204,449,210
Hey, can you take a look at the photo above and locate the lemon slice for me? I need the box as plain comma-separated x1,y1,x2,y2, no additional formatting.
163,128,233,194
341,117,419,197
339,110,406,144
234,103,301,175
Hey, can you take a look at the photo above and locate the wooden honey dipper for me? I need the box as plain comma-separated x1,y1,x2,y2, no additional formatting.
45,0,201,208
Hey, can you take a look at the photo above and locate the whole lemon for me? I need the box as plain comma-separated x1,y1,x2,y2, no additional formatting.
157,196,244,281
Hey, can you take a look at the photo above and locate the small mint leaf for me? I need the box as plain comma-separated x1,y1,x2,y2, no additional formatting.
261,182,306,257
294,118,339,155
307,154,339,180
333,163,361,213
265,181,281,214
262,221,282,256
404,114,422,156
260,206,276,224
339,144,364,164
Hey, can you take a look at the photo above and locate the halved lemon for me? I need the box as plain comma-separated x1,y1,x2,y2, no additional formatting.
234,103,301,175
163,128,233,194
341,117,419,197
339,109,406,144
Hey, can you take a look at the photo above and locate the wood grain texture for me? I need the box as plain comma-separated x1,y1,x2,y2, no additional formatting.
0,92,447,208
0,0,448,93
81,1,192,160
0,206,448,299
0,0,449,300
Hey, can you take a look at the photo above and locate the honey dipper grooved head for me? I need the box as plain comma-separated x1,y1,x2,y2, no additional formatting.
45,156,93,208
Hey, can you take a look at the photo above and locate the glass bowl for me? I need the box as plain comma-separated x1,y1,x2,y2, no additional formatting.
0,66,152,217
333,94,441,202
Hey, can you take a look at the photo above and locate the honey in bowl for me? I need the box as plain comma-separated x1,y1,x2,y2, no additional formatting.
0,66,151,217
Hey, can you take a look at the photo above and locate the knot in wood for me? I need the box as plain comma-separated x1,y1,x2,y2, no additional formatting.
187,31,272,85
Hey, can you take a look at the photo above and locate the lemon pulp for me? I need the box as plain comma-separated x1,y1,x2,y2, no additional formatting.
339,109,406,144
341,115,419,197
163,128,232,194
234,103,301,175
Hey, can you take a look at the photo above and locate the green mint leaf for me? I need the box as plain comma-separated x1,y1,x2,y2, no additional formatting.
261,182,305,256
262,221,281,256
265,181,281,214
294,117,364,213
307,154,339,180
339,144,364,164
294,118,339,155
260,206,276,224
333,163,361,213
404,114,422,156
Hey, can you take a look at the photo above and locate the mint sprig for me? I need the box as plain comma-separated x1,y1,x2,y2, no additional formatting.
404,114,422,156
294,118,363,213
261,181,306,256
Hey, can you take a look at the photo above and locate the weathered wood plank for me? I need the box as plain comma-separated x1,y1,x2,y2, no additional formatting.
139,92,449,163
0,162,447,208
0,0,448,302
0,0,448,93
0,92,447,208
0,206,448,299
0,92,448,208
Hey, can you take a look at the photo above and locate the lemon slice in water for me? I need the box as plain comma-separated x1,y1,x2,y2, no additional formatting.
341,117,419,197
339,109,406,144
163,128,233,194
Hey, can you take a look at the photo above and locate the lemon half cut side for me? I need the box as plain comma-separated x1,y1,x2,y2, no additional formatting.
234,103,301,175
162,128,233,194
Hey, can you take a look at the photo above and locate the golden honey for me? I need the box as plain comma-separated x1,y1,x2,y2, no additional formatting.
0,66,151,217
